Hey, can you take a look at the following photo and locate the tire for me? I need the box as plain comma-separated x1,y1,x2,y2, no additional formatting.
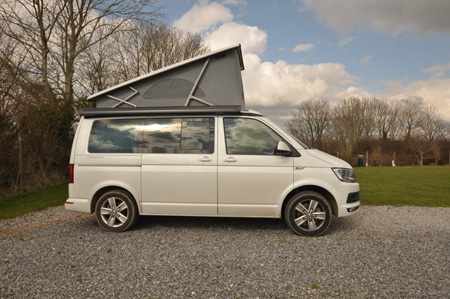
284,191,332,237
95,190,139,232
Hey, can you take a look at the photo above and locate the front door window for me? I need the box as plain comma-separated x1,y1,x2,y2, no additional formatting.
223,118,282,155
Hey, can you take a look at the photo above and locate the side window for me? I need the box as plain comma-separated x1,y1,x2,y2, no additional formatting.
181,121,211,151
144,118,214,154
88,119,143,153
224,118,282,155
145,119,181,153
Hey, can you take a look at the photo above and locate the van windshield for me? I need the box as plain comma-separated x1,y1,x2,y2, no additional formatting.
280,128,310,149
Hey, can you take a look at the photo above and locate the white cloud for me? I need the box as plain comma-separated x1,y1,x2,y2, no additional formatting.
360,55,373,66
242,54,358,107
292,43,315,53
382,77,450,120
173,1,365,123
302,0,450,36
422,63,450,79
222,0,247,5
297,6,308,13
172,1,233,33
338,36,354,46
204,22,267,55
173,1,450,123
379,65,450,120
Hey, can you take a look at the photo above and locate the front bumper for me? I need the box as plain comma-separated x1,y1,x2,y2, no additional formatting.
335,183,360,217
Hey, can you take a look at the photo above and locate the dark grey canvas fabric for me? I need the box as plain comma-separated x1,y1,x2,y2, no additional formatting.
88,45,245,110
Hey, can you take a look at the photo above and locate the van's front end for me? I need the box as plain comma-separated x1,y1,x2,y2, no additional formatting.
285,145,360,236
257,116,360,236
297,148,360,218
262,116,361,221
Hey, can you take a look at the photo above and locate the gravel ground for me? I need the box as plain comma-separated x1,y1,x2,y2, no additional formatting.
0,205,449,298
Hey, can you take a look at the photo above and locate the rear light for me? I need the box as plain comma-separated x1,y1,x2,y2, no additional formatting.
69,164,74,184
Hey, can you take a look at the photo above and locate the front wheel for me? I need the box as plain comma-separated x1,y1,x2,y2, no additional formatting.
284,192,332,237
95,190,139,232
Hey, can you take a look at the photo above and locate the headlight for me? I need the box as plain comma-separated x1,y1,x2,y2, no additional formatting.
332,168,356,183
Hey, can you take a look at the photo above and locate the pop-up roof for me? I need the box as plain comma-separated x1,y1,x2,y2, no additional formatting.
87,44,245,110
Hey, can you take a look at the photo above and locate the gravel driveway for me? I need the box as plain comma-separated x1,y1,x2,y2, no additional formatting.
1,205,449,298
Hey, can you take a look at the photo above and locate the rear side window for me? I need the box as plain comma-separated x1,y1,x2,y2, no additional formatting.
88,119,143,153
144,118,214,154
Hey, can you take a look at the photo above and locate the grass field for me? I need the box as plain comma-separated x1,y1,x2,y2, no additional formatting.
0,166,449,220
0,183,67,220
355,166,450,207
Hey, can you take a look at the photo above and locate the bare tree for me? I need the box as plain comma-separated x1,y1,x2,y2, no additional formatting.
0,0,68,101
418,107,450,164
370,98,400,139
399,98,426,139
0,32,21,192
51,0,162,106
76,22,209,96
285,95,449,166
421,106,447,142
286,98,331,148
111,23,209,83
407,138,432,166
75,25,120,95
331,97,373,161
0,0,162,105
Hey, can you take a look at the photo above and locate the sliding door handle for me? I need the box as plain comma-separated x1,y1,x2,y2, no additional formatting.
223,157,237,163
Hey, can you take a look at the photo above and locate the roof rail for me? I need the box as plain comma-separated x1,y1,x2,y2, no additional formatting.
79,105,242,117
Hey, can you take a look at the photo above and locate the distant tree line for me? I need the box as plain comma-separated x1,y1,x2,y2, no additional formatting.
0,0,209,196
286,97,450,167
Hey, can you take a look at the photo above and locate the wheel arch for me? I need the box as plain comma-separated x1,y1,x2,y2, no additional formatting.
281,185,338,219
90,186,138,214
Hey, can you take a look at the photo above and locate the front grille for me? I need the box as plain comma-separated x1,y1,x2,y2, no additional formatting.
347,192,360,203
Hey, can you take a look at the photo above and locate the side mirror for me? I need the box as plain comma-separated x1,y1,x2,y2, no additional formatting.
275,141,292,156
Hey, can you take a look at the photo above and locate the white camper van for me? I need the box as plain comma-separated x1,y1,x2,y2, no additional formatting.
65,45,360,236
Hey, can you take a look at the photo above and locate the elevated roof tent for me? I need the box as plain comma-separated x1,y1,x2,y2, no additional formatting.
87,44,245,111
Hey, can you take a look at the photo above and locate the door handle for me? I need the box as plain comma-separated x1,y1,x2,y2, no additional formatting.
200,156,212,162
223,157,237,163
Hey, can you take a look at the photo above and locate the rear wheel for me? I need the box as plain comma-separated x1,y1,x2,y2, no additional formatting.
95,190,139,232
284,191,332,237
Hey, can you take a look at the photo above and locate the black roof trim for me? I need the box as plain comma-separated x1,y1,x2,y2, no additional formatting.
79,105,243,118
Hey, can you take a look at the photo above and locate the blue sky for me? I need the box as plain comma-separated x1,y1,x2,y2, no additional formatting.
163,0,450,123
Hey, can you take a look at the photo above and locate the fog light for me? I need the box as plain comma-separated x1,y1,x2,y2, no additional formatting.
347,206,360,213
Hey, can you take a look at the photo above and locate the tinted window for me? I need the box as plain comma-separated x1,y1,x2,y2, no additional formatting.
88,119,143,153
145,119,181,153
181,121,211,150
224,118,282,155
144,118,214,154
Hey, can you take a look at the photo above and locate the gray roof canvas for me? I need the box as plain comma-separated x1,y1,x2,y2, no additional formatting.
87,44,245,110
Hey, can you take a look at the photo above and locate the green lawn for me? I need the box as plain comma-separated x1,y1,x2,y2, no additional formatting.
0,166,449,220
355,166,450,207
0,183,68,219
